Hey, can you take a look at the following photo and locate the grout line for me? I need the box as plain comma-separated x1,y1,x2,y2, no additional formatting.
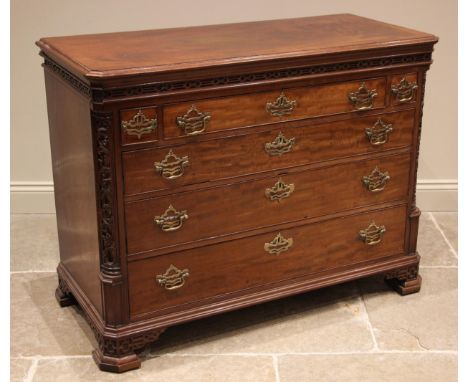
11,350,458,362
139,350,459,357
429,212,458,260
272,355,281,382
12,355,92,360
23,358,38,382
420,265,458,269
356,291,379,352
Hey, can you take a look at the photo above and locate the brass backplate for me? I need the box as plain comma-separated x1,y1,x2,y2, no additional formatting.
121,109,157,139
348,82,378,110
264,232,293,255
154,149,189,179
156,264,190,290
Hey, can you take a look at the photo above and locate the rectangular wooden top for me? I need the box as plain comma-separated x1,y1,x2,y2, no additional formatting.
37,14,437,80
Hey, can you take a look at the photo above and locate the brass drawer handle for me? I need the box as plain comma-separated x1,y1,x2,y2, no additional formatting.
359,221,386,245
156,264,189,290
391,77,418,103
362,167,390,192
266,92,297,116
265,178,295,201
264,233,293,255
121,109,157,139
176,104,210,135
154,205,188,232
348,82,378,110
265,132,295,156
154,150,189,179
365,119,393,146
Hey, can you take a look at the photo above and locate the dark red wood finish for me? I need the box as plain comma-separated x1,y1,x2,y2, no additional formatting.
129,204,407,318
123,109,415,196
125,152,411,255
38,14,437,373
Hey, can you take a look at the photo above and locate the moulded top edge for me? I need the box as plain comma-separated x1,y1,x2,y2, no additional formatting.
36,14,438,81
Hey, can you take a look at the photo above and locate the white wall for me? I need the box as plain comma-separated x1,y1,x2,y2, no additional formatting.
11,0,457,212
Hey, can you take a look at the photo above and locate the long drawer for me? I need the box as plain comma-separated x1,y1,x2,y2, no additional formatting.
128,204,407,317
125,152,410,254
123,110,415,196
163,77,386,138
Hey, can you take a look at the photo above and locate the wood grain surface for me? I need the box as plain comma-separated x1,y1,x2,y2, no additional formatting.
125,152,411,254
128,204,407,317
36,14,437,78
123,109,415,196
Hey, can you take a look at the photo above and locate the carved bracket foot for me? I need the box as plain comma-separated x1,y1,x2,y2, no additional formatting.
92,349,141,373
386,274,422,296
92,327,166,373
55,275,77,307
384,262,422,296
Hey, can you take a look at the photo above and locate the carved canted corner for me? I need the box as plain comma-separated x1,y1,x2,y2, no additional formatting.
92,110,128,326
91,111,120,276
411,71,427,211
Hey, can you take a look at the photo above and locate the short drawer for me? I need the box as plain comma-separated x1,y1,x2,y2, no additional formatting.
128,204,407,317
390,72,419,106
125,152,410,255
163,77,386,138
123,109,414,196
120,107,159,145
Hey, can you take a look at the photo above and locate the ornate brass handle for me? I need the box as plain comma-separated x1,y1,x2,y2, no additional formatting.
265,132,295,156
176,105,210,135
264,233,293,255
391,77,418,103
362,167,390,192
348,82,378,110
266,92,297,116
154,150,189,179
121,109,157,139
265,178,295,201
156,264,189,290
365,119,393,146
154,205,188,232
359,221,386,245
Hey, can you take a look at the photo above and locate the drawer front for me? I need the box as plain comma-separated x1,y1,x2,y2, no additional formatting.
128,205,407,317
390,73,418,106
125,152,410,254
123,110,414,196
120,107,159,145
163,78,386,138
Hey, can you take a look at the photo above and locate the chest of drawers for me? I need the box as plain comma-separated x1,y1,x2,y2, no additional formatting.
37,14,437,372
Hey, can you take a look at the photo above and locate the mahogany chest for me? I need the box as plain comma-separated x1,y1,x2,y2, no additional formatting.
37,14,438,372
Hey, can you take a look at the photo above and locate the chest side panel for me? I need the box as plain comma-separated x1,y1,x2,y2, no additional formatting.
44,70,102,317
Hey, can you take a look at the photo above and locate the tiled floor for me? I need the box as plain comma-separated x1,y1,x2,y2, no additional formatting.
10,212,458,382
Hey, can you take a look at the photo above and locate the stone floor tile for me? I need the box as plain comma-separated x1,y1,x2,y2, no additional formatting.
11,214,59,271
278,353,457,382
10,358,32,382
432,212,458,252
359,268,457,350
33,355,276,382
10,273,95,356
150,282,375,355
418,212,457,266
